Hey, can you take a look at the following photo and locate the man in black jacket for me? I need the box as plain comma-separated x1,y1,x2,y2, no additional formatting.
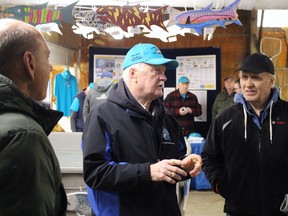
0,19,67,215
202,53,288,216
82,43,202,216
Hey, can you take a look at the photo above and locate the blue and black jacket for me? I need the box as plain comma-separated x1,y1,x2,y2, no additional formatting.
82,79,187,216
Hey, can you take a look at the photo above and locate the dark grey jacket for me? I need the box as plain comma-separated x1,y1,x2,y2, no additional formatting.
83,79,114,122
0,75,67,216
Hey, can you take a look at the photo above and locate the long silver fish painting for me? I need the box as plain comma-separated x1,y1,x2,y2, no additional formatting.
174,0,242,34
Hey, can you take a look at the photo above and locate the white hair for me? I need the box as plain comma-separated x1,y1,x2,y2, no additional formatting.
122,67,130,82
122,63,144,82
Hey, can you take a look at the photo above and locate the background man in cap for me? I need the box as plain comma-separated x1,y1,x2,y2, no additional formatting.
163,76,202,137
83,71,114,122
82,43,202,216
211,75,236,121
202,52,288,216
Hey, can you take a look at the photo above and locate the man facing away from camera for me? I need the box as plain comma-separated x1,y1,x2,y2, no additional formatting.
0,19,67,215
202,53,288,216
82,43,202,216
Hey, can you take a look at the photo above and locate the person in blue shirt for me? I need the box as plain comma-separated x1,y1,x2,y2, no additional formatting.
70,83,93,132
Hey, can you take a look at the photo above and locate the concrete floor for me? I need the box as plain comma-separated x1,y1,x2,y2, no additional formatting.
66,190,226,216
185,190,225,216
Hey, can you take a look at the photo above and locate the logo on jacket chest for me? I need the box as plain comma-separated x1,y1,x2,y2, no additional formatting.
272,117,286,125
162,127,175,145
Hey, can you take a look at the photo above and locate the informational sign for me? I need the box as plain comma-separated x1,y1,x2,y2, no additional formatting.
163,87,175,100
192,90,207,122
176,55,216,90
93,55,124,82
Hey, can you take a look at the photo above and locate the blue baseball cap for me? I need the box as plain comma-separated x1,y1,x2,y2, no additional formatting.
122,43,179,70
178,76,190,83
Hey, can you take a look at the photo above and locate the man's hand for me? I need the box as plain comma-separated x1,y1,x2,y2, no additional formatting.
179,107,188,115
181,154,202,177
150,159,187,184
186,107,192,114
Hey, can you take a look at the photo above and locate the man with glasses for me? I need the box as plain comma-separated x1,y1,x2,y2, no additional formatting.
82,43,202,216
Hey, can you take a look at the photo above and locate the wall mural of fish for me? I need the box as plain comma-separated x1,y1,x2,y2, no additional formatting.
174,0,242,35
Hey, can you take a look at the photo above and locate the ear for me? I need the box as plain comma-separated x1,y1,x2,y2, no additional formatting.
130,68,138,83
130,67,137,78
23,50,36,80
269,75,275,88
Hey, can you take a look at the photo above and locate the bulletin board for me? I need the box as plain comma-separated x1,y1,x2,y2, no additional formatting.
93,55,125,82
176,55,217,90
89,46,221,137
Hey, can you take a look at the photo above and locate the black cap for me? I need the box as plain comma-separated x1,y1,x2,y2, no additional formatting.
239,53,274,74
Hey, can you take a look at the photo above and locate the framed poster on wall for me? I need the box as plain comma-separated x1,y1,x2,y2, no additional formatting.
176,55,216,90
89,47,129,84
93,55,125,82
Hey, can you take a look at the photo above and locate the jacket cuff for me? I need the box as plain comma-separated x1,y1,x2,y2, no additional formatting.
138,163,151,182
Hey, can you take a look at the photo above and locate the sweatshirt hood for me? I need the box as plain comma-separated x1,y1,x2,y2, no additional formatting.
94,78,114,92
0,75,62,135
234,88,279,144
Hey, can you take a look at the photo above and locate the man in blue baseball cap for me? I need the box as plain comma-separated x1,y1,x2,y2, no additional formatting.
82,43,202,216
164,76,202,137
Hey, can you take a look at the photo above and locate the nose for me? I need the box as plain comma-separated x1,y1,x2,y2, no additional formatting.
244,78,255,89
246,77,253,85
160,73,167,82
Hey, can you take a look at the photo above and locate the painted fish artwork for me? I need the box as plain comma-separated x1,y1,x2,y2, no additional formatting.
174,0,242,34
96,5,168,32
74,9,114,34
3,1,78,26
166,6,216,40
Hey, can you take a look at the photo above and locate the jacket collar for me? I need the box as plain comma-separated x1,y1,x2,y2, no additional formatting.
0,75,63,135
